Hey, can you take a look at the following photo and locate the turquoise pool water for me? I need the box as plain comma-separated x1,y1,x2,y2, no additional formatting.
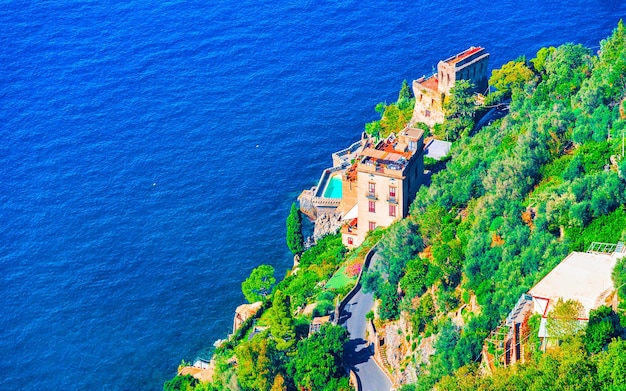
323,176,342,198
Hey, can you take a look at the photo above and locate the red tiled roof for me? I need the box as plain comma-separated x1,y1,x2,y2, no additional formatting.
446,46,483,65
417,75,438,92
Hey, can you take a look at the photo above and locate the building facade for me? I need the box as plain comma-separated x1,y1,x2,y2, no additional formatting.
342,127,424,248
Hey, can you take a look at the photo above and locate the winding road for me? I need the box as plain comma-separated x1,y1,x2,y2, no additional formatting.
340,253,392,391
337,104,510,390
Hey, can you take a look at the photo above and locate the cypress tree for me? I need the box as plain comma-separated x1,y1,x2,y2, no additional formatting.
286,203,304,255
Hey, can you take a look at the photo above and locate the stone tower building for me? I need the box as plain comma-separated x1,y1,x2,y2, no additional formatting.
411,47,489,127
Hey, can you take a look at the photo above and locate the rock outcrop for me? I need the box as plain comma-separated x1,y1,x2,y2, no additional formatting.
233,301,263,333
312,211,342,241
384,315,419,386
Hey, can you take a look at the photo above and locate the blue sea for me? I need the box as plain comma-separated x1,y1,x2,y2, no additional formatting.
1,1,625,389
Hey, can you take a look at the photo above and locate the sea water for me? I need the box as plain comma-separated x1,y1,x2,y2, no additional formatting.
1,1,625,389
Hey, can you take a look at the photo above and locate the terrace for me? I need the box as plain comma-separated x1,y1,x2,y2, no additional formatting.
414,74,439,92
443,46,484,65
345,130,422,181
355,131,422,176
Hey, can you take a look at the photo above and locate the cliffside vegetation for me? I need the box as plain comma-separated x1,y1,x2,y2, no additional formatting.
365,21,626,390
365,79,416,140
165,228,383,391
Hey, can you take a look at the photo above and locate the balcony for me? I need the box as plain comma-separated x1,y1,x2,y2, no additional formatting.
387,196,398,204
366,191,378,200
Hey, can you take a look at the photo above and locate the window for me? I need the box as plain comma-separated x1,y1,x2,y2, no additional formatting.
368,182,375,193
389,186,396,198
425,110,430,117
389,204,396,217
368,221,376,231
368,200,376,213
348,237,353,245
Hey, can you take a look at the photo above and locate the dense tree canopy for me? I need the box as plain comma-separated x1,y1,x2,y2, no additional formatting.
365,81,416,139
242,264,276,303
398,23,626,390
235,334,279,391
268,290,296,351
288,324,350,391
584,305,622,354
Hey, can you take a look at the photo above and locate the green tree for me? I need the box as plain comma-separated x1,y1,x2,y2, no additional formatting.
489,58,535,98
612,255,626,306
242,264,276,303
547,298,585,341
365,120,382,138
380,103,412,138
286,203,304,255
163,374,198,391
289,324,350,391
596,338,626,390
531,46,556,73
398,79,413,103
584,305,622,353
235,333,278,391
269,290,296,351
361,269,383,294
377,219,424,285
441,79,477,140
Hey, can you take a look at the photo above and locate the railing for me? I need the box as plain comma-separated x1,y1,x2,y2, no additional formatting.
332,140,363,166
387,196,398,204
312,197,341,207
313,166,344,198
358,161,406,176
366,192,378,200
587,242,618,254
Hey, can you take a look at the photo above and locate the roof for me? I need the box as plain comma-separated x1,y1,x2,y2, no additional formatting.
402,127,425,140
309,315,332,336
443,46,484,65
361,147,406,163
528,251,618,318
424,138,451,160
415,75,438,92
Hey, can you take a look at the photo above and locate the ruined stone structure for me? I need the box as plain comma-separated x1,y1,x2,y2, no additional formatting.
411,46,489,127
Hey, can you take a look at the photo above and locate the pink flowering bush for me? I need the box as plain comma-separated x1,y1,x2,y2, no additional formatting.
345,261,362,278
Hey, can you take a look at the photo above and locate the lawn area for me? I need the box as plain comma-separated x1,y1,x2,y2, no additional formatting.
325,265,354,290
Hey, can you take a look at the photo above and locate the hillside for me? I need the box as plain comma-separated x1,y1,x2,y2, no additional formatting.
368,21,626,390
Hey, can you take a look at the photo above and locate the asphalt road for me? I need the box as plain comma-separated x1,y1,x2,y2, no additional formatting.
340,265,392,391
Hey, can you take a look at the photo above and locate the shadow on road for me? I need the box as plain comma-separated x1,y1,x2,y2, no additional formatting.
344,338,374,366
338,308,353,324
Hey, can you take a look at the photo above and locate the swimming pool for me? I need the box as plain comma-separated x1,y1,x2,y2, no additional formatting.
323,175,343,198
